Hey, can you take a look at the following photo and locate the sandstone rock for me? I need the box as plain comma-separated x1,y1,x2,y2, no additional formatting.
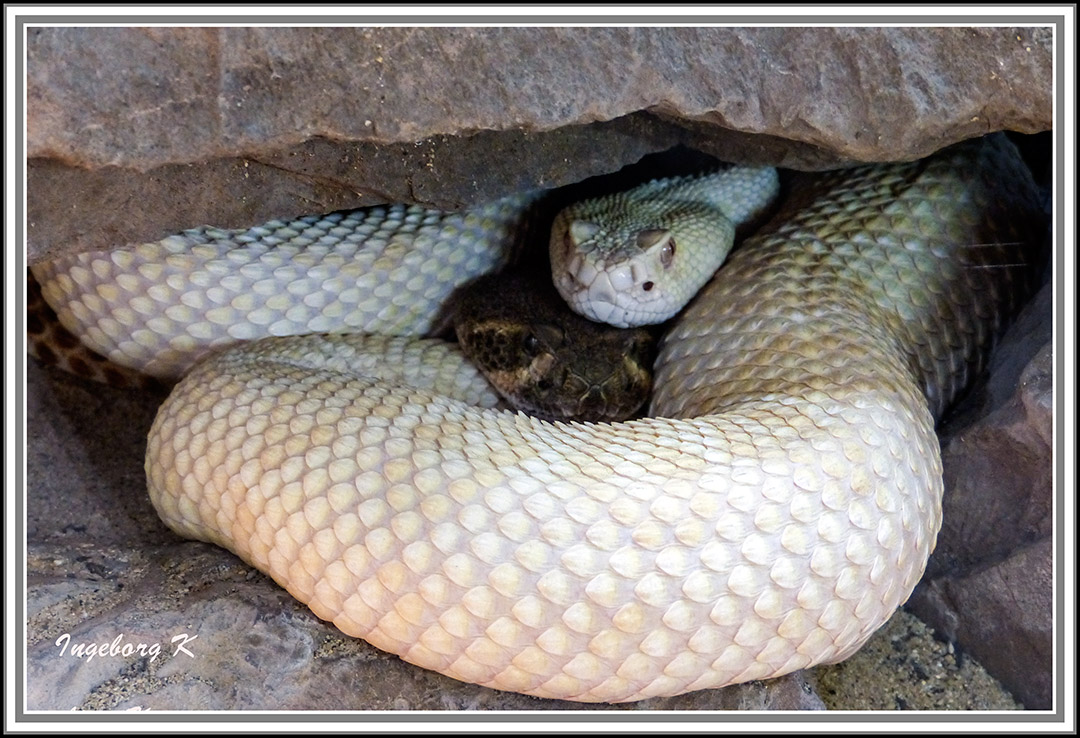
908,540,1053,711
27,26,1051,261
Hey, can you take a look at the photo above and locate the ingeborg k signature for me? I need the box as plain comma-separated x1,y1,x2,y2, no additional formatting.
54,632,198,663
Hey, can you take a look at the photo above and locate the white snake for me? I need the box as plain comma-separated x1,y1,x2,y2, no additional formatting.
29,134,1042,703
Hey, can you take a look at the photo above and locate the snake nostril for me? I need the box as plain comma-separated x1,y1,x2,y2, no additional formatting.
642,281,654,292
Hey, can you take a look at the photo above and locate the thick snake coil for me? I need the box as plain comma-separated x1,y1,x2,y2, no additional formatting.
30,135,1042,703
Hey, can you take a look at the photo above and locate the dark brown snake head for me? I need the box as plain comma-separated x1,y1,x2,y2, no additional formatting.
453,272,656,423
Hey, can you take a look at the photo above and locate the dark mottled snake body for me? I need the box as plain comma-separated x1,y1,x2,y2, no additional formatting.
29,134,1042,702
452,270,657,422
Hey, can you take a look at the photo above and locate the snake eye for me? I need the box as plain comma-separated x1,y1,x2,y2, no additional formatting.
523,333,541,355
637,228,668,251
660,238,676,268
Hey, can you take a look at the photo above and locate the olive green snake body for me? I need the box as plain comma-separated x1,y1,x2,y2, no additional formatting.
29,134,1043,702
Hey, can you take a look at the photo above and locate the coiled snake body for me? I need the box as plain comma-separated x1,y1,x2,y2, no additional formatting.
30,134,1042,702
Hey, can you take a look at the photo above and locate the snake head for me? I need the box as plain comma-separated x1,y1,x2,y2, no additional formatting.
453,272,655,424
518,320,655,423
550,195,736,328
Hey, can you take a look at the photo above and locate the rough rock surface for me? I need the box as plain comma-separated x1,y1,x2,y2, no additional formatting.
26,26,1051,261
23,24,1057,713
